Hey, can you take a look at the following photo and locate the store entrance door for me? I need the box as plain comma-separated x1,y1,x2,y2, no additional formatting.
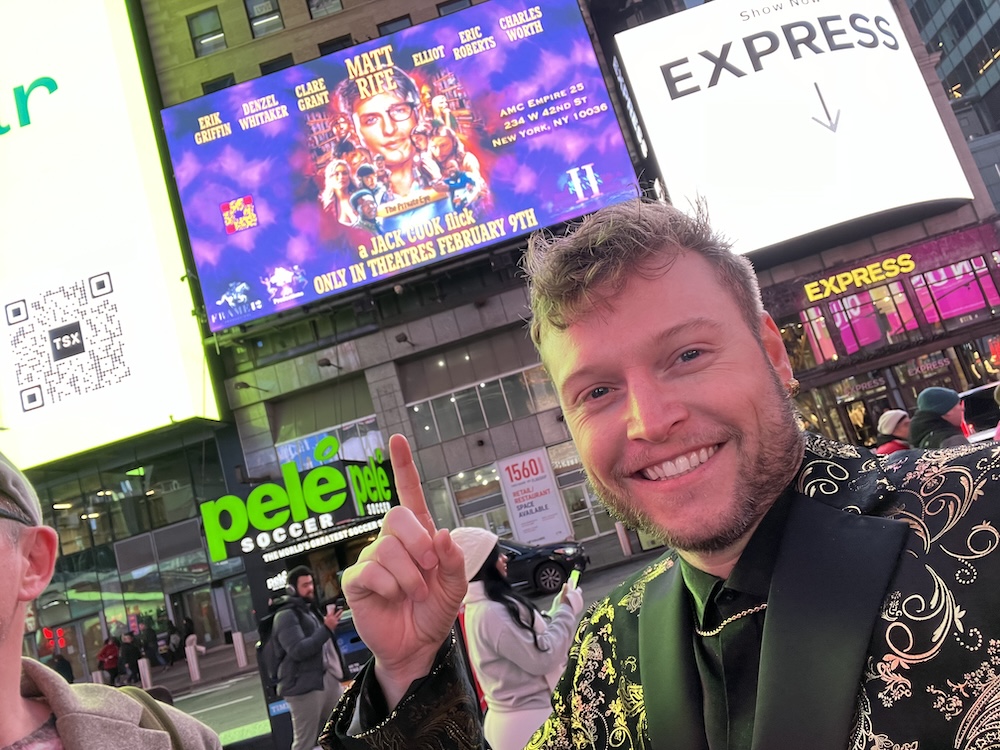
839,394,891,448
180,585,223,648
36,615,104,683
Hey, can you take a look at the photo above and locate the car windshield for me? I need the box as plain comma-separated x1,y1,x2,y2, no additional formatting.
963,384,999,434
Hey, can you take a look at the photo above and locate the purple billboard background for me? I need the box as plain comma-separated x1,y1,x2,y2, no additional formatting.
161,0,639,332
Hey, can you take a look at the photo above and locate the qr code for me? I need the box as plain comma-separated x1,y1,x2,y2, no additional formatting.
5,272,130,412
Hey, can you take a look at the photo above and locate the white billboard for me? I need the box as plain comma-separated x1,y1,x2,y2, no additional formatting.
498,449,572,546
0,1,220,469
615,0,973,255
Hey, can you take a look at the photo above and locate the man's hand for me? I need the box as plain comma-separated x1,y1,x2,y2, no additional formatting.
323,606,343,631
342,434,468,708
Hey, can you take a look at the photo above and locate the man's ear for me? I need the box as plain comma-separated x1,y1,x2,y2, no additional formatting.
18,526,58,602
759,313,794,385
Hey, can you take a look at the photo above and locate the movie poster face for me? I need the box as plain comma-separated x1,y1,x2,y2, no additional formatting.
161,0,638,332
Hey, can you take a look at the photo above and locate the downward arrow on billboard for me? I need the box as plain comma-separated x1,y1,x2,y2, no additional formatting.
811,83,840,132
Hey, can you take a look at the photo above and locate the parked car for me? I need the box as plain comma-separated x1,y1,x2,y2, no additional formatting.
500,538,589,595
961,382,1000,443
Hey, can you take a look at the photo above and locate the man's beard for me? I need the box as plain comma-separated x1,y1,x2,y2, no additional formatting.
588,371,805,554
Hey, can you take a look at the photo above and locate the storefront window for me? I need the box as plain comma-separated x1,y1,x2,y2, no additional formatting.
893,350,953,388
779,319,819,372
827,283,919,355
956,335,1000,386
121,565,168,633
911,256,1000,332
800,307,838,364
793,389,848,442
829,370,888,447
159,549,212,595
226,576,256,635
546,441,615,540
450,465,509,535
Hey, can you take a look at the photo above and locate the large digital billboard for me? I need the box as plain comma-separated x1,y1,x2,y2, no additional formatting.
615,0,973,256
161,0,639,332
0,1,220,469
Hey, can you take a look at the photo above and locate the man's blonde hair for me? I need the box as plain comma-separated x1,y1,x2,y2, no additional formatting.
524,199,764,347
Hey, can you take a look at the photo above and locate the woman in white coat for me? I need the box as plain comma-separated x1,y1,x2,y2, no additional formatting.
452,527,584,750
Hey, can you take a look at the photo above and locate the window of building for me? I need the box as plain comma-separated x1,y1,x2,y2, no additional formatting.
309,0,344,19
245,0,283,38
408,365,559,448
826,282,919,355
910,0,931,28
800,306,838,364
260,54,294,76
449,465,508,535
188,8,226,57
275,414,385,471
202,74,236,95
911,256,1000,332
438,0,472,15
377,15,412,36
947,1,975,40
319,34,354,56
547,442,615,541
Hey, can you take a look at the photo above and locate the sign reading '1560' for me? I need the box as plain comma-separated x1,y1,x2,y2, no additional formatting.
200,436,396,562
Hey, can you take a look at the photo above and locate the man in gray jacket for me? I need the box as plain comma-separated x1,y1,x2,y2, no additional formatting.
0,451,220,749
274,565,344,750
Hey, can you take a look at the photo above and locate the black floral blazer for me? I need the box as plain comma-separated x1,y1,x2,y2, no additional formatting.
324,435,1000,750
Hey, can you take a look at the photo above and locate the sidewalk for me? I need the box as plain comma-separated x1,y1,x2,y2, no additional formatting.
152,536,663,700
149,637,261,700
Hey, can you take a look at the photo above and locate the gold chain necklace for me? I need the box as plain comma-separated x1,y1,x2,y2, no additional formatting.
693,603,767,637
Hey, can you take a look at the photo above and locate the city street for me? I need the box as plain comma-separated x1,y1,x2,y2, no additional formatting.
177,550,665,744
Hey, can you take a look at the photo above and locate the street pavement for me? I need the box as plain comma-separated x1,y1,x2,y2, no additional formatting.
164,547,666,748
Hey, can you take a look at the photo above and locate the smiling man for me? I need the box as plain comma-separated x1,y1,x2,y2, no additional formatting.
322,199,1000,750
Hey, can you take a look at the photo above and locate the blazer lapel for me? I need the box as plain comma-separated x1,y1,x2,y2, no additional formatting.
752,496,908,750
640,559,709,750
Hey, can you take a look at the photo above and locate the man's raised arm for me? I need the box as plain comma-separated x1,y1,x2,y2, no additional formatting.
341,434,468,708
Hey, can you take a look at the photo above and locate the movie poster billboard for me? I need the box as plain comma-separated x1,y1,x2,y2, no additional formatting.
161,0,638,333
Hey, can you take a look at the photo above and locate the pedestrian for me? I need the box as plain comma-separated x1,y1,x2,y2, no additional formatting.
138,619,166,669
118,632,141,684
319,199,1000,750
452,528,583,750
273,566,345,750
96,636,120,685
0,451,220,748
50,654,74,683
874,408,911,454
909,386,969,448
166,621,182,666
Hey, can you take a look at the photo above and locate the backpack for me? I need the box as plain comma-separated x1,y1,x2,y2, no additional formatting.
258,605,302,687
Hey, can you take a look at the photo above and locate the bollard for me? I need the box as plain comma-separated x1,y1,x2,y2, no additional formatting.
233,631,248,668
186,644,202,682
138,657,153,689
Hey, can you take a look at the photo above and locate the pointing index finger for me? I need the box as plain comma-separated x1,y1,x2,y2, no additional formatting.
389,434,437,537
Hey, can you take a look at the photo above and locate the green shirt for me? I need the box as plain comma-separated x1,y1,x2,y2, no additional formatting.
679,491,793,750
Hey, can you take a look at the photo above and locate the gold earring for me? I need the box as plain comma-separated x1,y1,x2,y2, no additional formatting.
786,377,800,398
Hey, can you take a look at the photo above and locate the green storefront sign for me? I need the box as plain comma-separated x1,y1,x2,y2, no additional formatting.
200,435,395,562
